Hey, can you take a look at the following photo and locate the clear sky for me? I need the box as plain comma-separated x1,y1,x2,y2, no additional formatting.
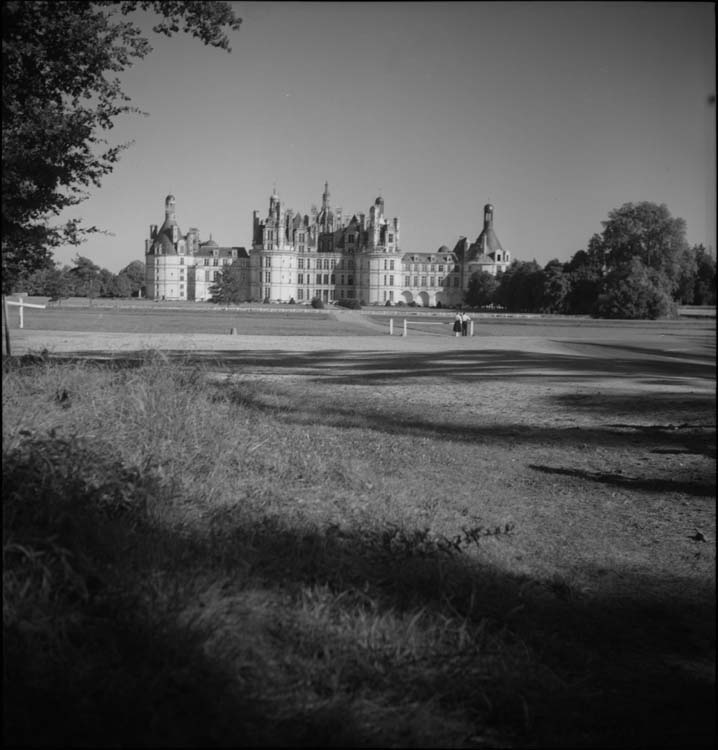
54,1,716,273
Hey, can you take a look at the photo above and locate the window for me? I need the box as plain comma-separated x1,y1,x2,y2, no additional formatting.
348,275,354,285
213,259,218,266
323,259,330,270
265,257,271,268
421,264,427,272
205,270,210,281
330,274,335,284
421,276,426,286
204,258,209,265
413,276,418,286
329,290,335,300
298,273,304,284
298,288,304,300
180,257,184,265
404,276,410,286
389,260,395,270
429,277,435,287
323,274,329,285
390,291,394,302
383,259,387,270
388,234,393,243
384,275,387,286
341,275,345,285
298,258,304,269
438,264,444,273
389,275,394,285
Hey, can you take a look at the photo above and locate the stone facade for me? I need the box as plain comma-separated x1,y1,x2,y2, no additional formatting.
145,188,511,305
144,195,248,302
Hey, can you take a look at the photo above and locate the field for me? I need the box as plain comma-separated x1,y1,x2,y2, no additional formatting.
3,304,716,747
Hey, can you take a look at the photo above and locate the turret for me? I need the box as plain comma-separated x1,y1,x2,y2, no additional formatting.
165,194,176,222
164,195,179,243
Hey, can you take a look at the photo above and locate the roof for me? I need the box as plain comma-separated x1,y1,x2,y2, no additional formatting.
194,245,248,258
476,227,503,254
149,230,177,255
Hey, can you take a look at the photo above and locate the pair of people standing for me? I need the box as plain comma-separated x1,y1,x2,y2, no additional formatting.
453,311,471,337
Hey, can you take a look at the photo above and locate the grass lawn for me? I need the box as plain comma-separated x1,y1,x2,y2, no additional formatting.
2,308,715,747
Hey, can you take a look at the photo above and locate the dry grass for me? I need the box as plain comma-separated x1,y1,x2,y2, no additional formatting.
3,345,715,747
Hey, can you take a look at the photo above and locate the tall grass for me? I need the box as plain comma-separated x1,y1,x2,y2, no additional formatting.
3,353,714,747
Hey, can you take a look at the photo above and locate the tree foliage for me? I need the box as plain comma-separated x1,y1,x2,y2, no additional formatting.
598,202,688,287
495,260,543,312
464,270,499,308
691,245,717,305
2,0,241,293
595,257,677,319
209,261,247,304
18,256,146,299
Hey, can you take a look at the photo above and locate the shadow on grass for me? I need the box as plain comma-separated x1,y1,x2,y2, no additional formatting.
528,463,716,498
3,438,715,748
13,344,716,387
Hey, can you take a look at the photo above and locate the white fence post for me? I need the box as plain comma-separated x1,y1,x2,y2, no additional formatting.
470,320,474,337
389,318,393,336
6,297,46,330
402,319,407,337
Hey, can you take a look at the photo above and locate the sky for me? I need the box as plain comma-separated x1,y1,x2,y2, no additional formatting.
54,1,716,273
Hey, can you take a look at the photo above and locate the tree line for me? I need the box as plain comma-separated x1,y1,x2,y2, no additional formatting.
17,256,146,301
465,202,715,318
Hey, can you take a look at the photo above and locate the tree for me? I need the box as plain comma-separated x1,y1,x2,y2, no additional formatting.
599,202,688,289
495,260,543,312
118,260,146,297
44,266,74,303
209,260,246,304
69,255,101,299
98,267,117,297
2,1,242,294
595,257,677,320
540,259,571,313
691,245,716,305
464,270,499,308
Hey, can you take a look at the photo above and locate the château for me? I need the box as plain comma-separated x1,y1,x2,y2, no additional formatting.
145,185,511,305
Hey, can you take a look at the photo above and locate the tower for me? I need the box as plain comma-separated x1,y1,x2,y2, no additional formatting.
165,194,178,243
483,203,494,232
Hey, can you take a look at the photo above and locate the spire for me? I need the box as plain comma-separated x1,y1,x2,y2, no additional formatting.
322,181,330,209
165,194,176,220
483,203,494,230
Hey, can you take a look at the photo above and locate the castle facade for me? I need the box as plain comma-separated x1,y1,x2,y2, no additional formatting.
144,186,511,305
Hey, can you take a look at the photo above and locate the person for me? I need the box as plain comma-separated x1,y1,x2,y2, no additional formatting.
461,311,471,336
453,312,462,337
